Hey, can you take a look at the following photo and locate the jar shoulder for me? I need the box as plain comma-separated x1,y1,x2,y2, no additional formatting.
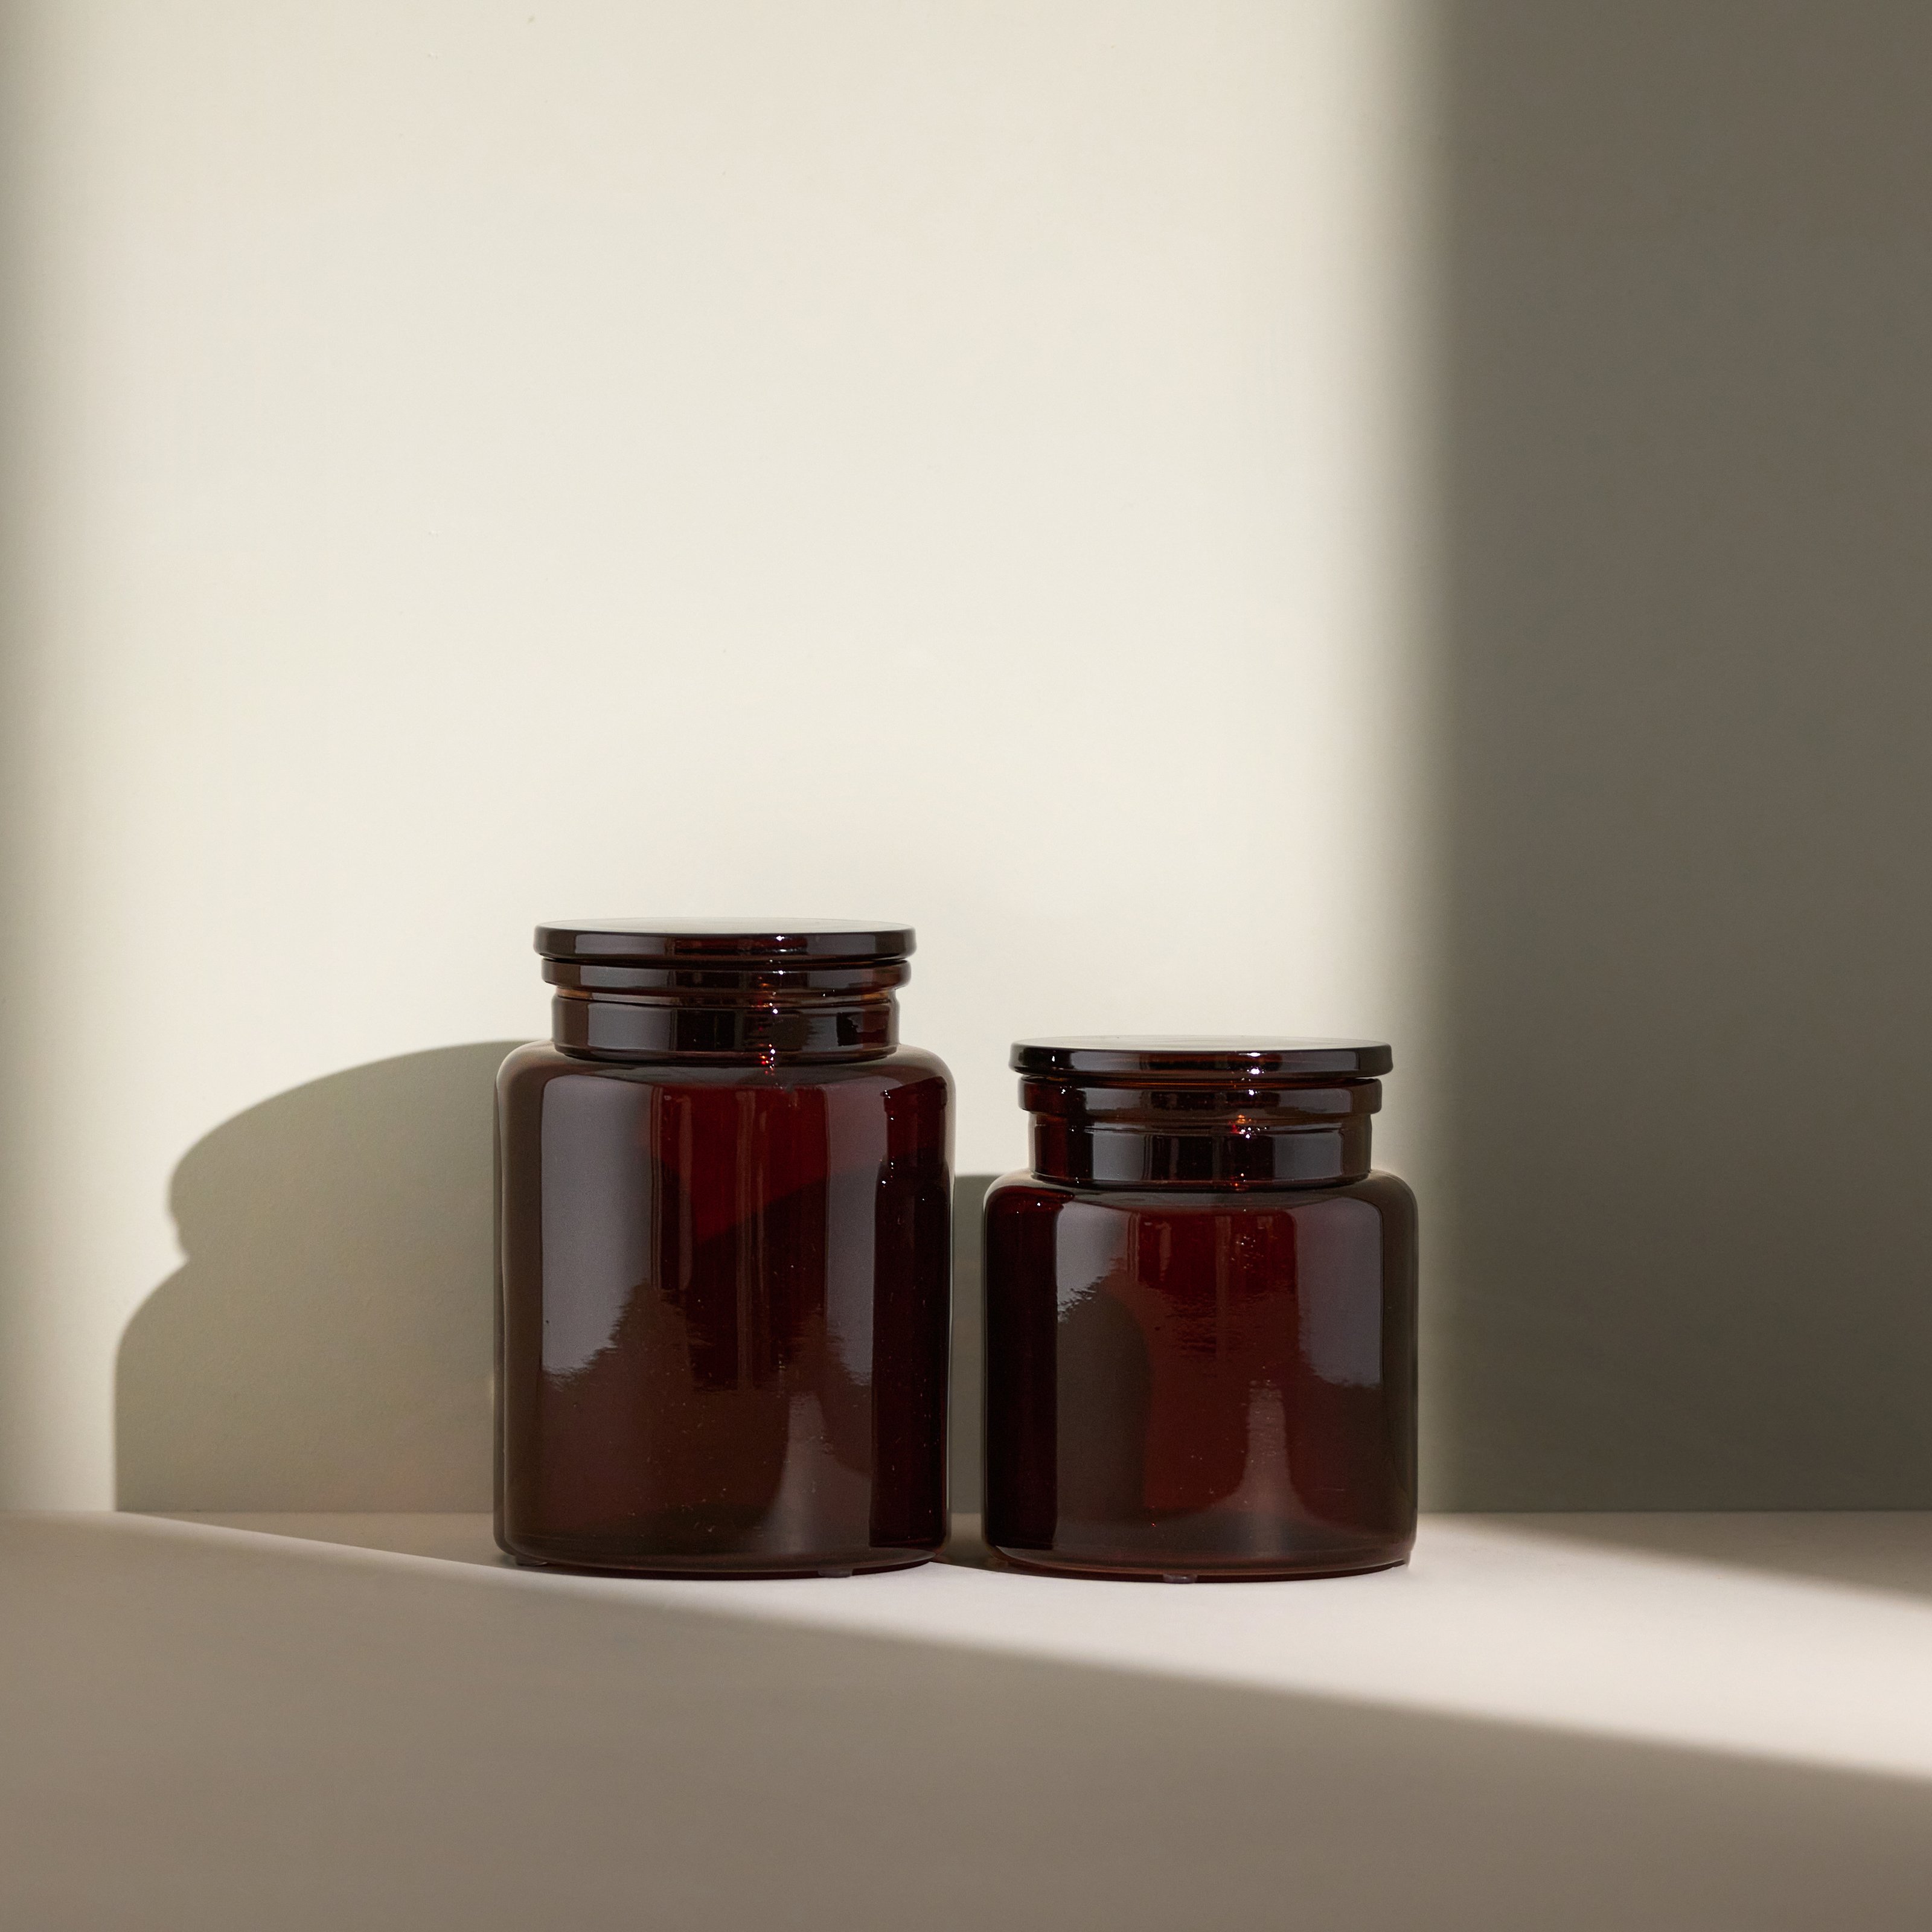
497,1039,950,1099
985,1168,1415,1223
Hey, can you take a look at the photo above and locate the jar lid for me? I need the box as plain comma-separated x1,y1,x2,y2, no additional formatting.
537,919,914,964
1011,1036,1391,1080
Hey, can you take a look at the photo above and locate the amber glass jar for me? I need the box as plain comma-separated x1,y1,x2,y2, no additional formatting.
983,1038,1416,1581
496,920,952,1577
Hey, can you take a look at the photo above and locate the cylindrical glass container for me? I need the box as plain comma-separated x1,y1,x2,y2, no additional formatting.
496,920,952,1577
984,1038,1416,1581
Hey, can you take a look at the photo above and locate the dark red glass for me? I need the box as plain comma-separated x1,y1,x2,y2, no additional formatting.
984,1039,1416,1581
496,921,951,1576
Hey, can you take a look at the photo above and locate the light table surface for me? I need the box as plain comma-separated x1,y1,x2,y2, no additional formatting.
4,1509,1931,1928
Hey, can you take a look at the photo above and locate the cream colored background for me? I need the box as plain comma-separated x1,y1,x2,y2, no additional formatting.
0,1,1427,1508
11,3,1930,1521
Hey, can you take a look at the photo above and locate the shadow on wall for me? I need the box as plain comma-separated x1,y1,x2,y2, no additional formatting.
117,1039,1000,1513
117,1044,520,1511
1430,2,1932,1505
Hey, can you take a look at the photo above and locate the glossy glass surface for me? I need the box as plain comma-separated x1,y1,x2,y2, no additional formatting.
496,923,950,1578
984,1038,1416,1581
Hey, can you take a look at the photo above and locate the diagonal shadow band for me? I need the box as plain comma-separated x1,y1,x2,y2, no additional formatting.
115,1042,1000,1514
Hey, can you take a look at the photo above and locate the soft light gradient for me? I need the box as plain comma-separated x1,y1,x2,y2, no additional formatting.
0,1,1429,1506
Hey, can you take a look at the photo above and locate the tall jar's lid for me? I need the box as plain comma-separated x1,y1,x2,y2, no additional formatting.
536,918,913,965
1012,1037,1391,1081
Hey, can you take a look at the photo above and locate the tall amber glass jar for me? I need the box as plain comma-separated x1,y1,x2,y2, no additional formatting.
984,1038,1416,1581
496,921,951,1577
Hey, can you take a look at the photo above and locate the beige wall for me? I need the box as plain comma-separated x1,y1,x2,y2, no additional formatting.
20,2,1927,1521
0,1,1427,1508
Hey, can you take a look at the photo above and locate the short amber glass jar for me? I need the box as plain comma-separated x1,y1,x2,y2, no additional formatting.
496,920,952,1577
983,1038,1416,1581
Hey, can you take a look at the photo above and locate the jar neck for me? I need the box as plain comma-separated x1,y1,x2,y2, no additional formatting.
1025,1075,1380,1189
546,959,903,1063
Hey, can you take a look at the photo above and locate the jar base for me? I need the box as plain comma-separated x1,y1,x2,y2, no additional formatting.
498,1535,940,1581
986,1543,1411,1584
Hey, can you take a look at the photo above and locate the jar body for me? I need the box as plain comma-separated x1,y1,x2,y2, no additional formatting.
496,1041,951,1576
984,1169,1416,1580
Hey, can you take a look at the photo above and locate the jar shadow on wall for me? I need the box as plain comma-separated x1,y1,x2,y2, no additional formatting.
114,1040,996,1519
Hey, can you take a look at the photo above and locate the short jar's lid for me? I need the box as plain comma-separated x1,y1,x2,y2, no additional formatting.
1012,1036,1392,1080
537,918,914,964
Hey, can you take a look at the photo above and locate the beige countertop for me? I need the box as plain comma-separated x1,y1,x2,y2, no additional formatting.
4,1510,1932,1928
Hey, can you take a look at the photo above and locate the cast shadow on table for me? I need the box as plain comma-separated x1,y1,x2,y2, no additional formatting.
115,1038,1000,1514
